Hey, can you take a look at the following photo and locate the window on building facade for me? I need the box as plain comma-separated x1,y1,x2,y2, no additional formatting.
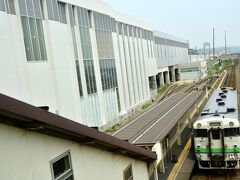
123,164,133,180
84,60,97,94
75,60,83,96
50,151,74,180
94,12,118,91
46,0,59,21
99,59,117,90
58,1,66,24
19,0,47,61
0,0,15,14
77,7,97,95
68,4,83,97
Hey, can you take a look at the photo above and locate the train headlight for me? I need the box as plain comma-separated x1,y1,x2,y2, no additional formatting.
229,122,234,126
197,123,201,128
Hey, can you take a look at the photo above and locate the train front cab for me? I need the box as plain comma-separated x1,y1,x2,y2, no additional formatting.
194,125,240,169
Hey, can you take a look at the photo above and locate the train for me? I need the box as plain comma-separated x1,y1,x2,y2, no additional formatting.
193,87,239,169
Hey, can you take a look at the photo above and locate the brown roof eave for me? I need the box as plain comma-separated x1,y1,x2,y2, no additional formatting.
0,93,157,161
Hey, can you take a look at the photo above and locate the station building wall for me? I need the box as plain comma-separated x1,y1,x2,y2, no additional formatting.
0,0,190,127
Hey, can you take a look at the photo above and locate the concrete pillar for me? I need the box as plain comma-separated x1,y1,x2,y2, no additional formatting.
156,74,161,88
175,68,179,81
172,70,176,82
153,166,159,180
188,117,192,128
177,122,182,146
164,71,170,84
160,72,164,86
171,66,176,83
159,142,165,174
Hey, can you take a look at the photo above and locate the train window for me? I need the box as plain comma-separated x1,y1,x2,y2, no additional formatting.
212,130,220,139
224,128,239,137
194,129,208,137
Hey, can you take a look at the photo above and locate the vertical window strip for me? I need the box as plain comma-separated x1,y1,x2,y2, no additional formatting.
94,15,118,91
78,22,97,94
29,17,41,60
70,4,83,97
75,60,83,96
0,0,15,14
71,26,78,60
68,4,74,25
7,0,15,14
20,0,47,61
88,60,94,93
58,1,66,24
52,0,59,21
36,19,47,60
46,0,53,20
21,16,34,61
26,0,34,17
32,0,41,18
0,0,6,12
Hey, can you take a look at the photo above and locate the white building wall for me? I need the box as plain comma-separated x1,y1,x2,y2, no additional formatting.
0,123,150,180
141,39,151,99
154,31,190,71
0,13,30,103
124,35,135,106
117,35,131,110
133,37,143,101
46,22,81,121
129,36,139,103
137,36,148,101
112,33,126,113
0,0,191,127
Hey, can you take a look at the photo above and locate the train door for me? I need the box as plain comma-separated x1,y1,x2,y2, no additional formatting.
208,128,225,167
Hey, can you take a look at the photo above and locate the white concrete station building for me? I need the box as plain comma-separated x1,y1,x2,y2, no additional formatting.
0,0,189,128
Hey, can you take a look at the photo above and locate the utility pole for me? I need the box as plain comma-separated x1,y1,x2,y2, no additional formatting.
213,28,215,60
224,31,227,55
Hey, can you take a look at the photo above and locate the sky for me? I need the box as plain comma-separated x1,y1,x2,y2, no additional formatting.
102,0,240,49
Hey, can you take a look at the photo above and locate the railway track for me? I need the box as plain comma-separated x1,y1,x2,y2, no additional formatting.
162,77,213,100
224,65,236,87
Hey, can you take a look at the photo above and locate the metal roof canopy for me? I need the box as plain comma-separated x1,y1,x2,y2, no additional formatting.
0,93,156,162
114,92,202,145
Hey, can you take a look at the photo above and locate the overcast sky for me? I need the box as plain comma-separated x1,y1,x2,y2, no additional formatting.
102,0,240,48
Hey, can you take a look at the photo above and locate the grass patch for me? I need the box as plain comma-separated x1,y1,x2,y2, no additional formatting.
157,85,168,94
141,101,152,110
105,123,121,133
223,59,233,67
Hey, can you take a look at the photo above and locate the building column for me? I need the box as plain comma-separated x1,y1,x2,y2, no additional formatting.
166,71,170,84
188,117,192,128
172,68,176,82
153,167,159,180
177,122,182,146
160,72,164,86
156,74,160,88
159,142,165,174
